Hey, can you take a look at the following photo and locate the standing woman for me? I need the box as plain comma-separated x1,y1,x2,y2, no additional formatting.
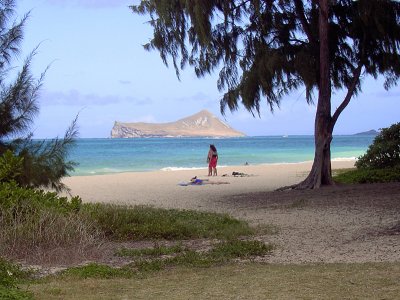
207,144,218,176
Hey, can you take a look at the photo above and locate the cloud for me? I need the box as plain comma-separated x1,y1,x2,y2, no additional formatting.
45,0,132,9
176,92,215,103
130,114,158,123
136,97,153,106
373,90,400,98
39,90,152,106
119,80,132,85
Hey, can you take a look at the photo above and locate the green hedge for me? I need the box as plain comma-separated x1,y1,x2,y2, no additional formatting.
334,167,400,184
0,181,81,214
356,123,400,169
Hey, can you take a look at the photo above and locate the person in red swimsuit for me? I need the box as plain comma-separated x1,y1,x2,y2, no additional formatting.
207,144,218,176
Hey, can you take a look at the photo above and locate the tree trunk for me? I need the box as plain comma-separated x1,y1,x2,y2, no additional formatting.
277,1,363,191
298,0,333,189
297,115,334,189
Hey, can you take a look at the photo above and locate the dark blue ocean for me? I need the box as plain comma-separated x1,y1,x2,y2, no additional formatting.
68,135,375,176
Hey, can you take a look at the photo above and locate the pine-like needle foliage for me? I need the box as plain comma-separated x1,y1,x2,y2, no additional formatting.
132,0,400,188
132,0,400,116
0,0,78,191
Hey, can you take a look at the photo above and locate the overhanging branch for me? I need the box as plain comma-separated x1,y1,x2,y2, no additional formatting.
331,64,363,129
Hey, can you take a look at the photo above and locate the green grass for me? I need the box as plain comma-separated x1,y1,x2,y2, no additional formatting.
83,204,254,241
1,194,276,299
116,243,185,258
26,262,400,300
56,239,274,279
1,186,258,261
60,263,134,279
0,258,34,299
333,167,400,184
1,184,279,299
0,286,33,300
154,240,274,268
209,239,273,260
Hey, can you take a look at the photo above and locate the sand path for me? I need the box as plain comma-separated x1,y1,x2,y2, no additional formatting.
218,183,400,264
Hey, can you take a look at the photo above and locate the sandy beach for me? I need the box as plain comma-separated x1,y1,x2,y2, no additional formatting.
62,160,400,264
62,160,355,208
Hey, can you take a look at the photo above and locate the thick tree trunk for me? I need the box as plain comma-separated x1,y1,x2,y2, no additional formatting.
297,115,334,189
298,0,333,189
278,1,363,191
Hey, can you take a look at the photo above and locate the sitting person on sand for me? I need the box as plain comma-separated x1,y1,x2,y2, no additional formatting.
177,176,229,186
190,176,206,185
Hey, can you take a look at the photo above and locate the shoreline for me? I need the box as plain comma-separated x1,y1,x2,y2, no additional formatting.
62,160,356,209
70,157,357,177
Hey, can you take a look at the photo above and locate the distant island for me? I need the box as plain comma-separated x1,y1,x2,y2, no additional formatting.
110,110,245,138
354,129,379,136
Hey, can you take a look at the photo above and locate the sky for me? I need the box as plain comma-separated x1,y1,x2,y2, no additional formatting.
14,0,400,138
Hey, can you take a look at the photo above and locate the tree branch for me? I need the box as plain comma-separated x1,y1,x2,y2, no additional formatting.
231,0,251,12
331,64,362,129
331,20,367,130
294,0,316,45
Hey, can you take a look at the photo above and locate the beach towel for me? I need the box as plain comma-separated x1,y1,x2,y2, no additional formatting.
178,178,229,186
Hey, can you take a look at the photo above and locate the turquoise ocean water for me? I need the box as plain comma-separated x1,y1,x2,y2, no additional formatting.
69,135,375,176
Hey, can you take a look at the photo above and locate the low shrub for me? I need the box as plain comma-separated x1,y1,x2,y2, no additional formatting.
0,181,82,214
0,182,101,260
0,257,33,299
356,122,400,169
0,258,24,288
83,204,254,241
0,182,259,263
334,167,400,184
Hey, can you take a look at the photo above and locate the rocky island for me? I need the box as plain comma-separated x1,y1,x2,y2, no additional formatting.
354,129,379,136
110,110,245,138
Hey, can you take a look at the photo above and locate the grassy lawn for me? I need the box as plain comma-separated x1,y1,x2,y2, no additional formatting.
26,262,400,299
3,187,400,299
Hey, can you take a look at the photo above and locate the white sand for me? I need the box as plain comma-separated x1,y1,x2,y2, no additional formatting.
62,160,355,210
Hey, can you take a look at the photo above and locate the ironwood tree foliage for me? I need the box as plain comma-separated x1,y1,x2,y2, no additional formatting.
131,0,400,189
0,0,77,191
